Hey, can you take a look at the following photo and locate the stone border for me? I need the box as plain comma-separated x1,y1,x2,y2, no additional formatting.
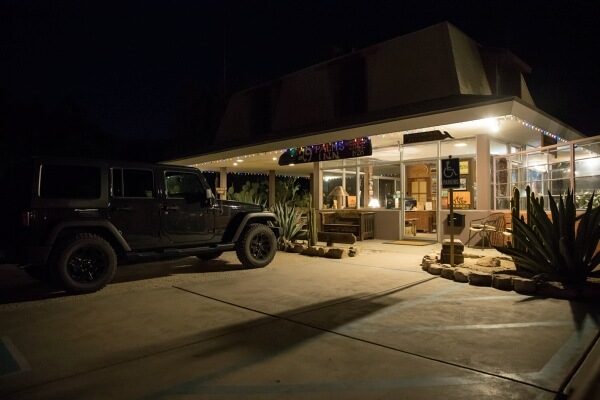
283,243,360,259
421,253,600,301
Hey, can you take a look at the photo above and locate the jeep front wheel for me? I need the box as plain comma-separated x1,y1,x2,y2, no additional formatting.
55,233,118,293
235,224,277,268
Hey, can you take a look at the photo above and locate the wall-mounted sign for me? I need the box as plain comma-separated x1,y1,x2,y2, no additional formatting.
441,157,461,189
403,130,453,144
278,137,372,166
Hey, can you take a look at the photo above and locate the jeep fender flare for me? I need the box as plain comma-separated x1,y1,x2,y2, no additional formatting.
45,220,132,252
231,212,279,242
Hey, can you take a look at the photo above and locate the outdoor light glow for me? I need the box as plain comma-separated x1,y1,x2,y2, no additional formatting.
368,198,381,208
233,162,238,166
481,118,500,133
289,163,295,166
272,157,277,161
236,159,243,162
454,142,467,147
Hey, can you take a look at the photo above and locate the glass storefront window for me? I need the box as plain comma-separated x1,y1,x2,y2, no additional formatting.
441,157,476,209
493,140,599,211
322,159,363,209
574,139,600,209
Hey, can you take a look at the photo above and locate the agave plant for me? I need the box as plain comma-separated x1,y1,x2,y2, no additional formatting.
271,202,304,250
496,186,600,284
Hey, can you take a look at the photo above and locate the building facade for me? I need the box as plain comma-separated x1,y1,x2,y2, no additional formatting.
168,22,598,244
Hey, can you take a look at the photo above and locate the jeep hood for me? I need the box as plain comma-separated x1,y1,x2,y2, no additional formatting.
217,200,264,212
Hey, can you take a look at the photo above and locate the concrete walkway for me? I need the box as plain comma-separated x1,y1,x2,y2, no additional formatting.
0,243,598,399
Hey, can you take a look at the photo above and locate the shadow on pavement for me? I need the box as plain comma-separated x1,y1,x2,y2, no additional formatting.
0,257,249,304
125,287,413,399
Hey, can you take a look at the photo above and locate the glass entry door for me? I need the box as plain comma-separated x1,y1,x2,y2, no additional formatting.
402,161,438,241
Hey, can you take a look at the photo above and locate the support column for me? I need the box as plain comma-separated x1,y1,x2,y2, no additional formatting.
312,162,323,210
219,167,228,200
363,165,371,208
476,134,491,210
268,170,276,207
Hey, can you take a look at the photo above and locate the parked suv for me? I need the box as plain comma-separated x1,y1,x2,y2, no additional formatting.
0,158,280,293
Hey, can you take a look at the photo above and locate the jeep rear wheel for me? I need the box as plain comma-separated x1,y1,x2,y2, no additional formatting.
55,233,117,293
235,224,277,268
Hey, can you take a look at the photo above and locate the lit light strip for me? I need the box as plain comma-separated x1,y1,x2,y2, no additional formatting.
504,115,567,143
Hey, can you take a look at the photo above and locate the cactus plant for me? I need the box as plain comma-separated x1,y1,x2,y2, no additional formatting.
306,196,318,246
496,186,600,284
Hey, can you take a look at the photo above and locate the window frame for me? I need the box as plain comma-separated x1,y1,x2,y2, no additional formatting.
163,170,205,200
38,163,102,200
110,167,155,200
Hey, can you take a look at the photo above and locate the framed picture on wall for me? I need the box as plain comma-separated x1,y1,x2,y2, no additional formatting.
460,160,469,175
459,178,467,190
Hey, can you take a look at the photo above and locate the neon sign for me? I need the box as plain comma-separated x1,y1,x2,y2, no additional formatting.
278,137,372,166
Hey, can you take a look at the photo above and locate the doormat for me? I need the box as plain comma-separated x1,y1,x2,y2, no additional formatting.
383,240,436,246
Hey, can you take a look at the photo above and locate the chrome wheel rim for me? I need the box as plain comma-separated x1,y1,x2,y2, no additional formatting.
67,246,108,283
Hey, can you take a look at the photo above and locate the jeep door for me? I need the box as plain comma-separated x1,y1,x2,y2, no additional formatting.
161,170,215,244
108,168,162,249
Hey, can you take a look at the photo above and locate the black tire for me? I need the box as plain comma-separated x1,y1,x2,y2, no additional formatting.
54,233,118,293
235,223,277,268
196,251,223,261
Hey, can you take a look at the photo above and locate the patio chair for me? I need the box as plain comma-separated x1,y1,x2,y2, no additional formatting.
466,213,506,248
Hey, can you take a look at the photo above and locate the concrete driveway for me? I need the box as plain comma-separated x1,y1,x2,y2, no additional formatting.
1,243,598,399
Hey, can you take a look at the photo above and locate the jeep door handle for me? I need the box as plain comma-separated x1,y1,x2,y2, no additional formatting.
164,205,179,211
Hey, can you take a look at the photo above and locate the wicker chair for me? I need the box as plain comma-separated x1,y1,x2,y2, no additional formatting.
466,213,506,248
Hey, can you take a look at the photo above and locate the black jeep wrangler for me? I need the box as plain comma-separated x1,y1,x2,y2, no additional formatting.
0,158,280,293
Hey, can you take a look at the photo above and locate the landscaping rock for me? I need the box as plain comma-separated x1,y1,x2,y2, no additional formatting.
492,274,513,291
440,239,464,264
325,248,345,259
291,244,306,253
454,268,470,283
468,271,493,286
421,263,430,272
440,267,455,280
428,263,443,275
348,246,360,257
476,256,501,267
302,246,326,257
512,277,537,295
538,282,579,300
420,253,438,267
442,238,465,251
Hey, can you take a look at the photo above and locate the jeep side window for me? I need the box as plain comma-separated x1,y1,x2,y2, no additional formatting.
165,172,204,199
39,164,101,199
111,168,154,198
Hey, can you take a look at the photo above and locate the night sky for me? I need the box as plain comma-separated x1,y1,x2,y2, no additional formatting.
1,1,599,161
